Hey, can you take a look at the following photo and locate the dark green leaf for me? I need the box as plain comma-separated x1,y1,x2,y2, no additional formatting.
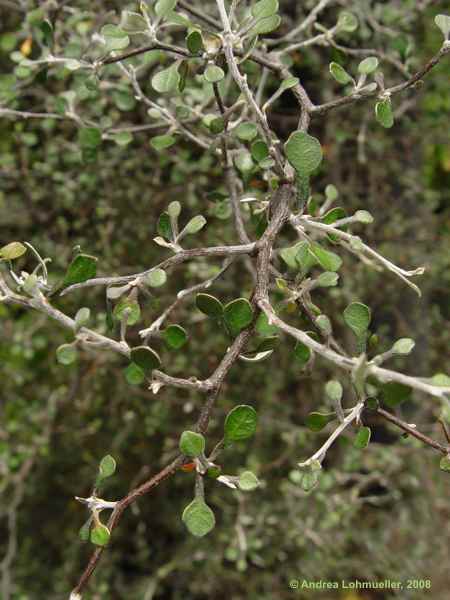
224,405,257,441
223,298,253,335
164,324,188,349
284,131,323,177
343,302,371,338
179,430,205,457
130,346,161,373
196,293,223,318
293,341,311,367
124,362,145,385
354,426,371,449
305,412,334,432
90,523,110,546
381,382,411,408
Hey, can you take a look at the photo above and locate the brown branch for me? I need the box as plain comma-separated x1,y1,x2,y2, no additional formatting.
102,42,191,65
376,408,449,455
311,44,450,117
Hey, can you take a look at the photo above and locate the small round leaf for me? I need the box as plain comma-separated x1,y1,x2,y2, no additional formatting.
182,499,215,537
224,405,257,441
164,324,188,349
196,293,223,318
179,430,205,457
130,346,161,374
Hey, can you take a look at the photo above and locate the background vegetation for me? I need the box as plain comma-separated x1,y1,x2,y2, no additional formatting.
1,1,449,598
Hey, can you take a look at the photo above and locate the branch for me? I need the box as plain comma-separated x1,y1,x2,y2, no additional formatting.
376,408,449,455
60,243,256,296
257,300,450,400
311,43,450,117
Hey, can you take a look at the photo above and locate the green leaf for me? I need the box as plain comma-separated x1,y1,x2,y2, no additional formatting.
182,499,215,537
284,131,323,177
256,313,278,336
22,274,38,296
439,455,450,472
434,14,450,39
146,268,167,287
62,253,97,287
224,405,257,441
196,293,223,318
343,302,371,338
157,212,172,239
79,518,91,541
251,140,269,162
337,11,358,32
204,64,225,83
235,122,258,141
124,362,145,385
308,243,342,272
75,307,90,329
56,344,77,365
293,341,311,367
164,324,188,349
113,91,136,111
429,373,450,387
325,184,338,201
280,241,315,271
206,465,222,479
152,64,180,93
375,99,394,128
90,523,110,546
316,271,339,287
316,315,332,336
130,346,161,374
101,25,130,52
210,117,225,134
107,285,131,300
0,241,27,260
184,215,206,234
186,30,203,54
381,382,411,408
251,14,281,35
354,210,373,224
79,127,102,149
39,19,53,47
98,454,116,479
322,206,346,226
238,471,259,491
113,297,141,325
179,430,205,457
305,412,334,432
358,56,378,74
168,201,181,219
111,131,133,146
155,0,178,18
354,426,371,449
300,468,320,492
256,336,279,352
329,62,352,85
150,134,176,150
279,77,299,91
234,150,254,173
392,338,415,355
251,0,279,19
224,298,253,335
325,380,343,403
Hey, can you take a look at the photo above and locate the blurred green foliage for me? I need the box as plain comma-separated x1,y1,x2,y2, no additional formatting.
1,1,449,599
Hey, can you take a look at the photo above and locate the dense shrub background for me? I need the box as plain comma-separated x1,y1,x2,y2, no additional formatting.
1,1,449,598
